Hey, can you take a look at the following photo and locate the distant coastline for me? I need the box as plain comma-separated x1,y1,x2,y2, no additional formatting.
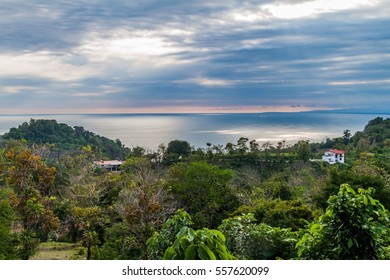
0,107,389,117
1,112,388,150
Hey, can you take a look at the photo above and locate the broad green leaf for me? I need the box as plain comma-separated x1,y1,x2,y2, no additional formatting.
216,241,227,253
188,228,196,241
176,226,189,239
180,237,190,250
200,244,216,260
214,249,227,260
174,239,181,252
163,246,176,260
184,244,196,260
367,195,376,205
198,245,209,260
211,229,226,242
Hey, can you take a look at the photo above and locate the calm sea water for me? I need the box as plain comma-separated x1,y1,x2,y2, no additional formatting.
0,113,388,150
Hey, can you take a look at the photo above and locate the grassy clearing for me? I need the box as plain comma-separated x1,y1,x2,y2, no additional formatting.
31,242,80,260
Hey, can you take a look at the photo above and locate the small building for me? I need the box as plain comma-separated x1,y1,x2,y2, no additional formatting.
94,160,124,171
322,149,345,164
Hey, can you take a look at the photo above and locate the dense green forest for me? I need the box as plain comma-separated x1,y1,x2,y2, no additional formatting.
0,117,389,260
2,119,131,160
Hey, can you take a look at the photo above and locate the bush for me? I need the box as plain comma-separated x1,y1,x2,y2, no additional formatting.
297,184,390,259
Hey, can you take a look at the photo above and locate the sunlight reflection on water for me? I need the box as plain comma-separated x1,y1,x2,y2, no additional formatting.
0,113,387,150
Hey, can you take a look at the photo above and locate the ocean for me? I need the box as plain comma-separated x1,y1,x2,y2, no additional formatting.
0,112,388,150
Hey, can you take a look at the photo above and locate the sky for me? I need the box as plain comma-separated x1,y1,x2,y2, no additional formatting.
0,0,389,114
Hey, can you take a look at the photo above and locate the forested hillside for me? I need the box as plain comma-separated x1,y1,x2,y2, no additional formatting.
1,119,131,160
0,117,389,260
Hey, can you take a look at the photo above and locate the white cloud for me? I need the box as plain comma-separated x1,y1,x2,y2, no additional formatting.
329,79,390,86
1,86,37,95
72,85,123,97
0,27,197,83
175,77,235,87
231,10,268,22
227,0,380,23
77,29,194,67
262,0,379,19
0,51,99,81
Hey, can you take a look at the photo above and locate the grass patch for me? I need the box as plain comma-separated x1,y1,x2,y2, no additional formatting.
31,242,79,260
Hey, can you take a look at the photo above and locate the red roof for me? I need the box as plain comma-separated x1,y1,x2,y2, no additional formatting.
329,149,345,154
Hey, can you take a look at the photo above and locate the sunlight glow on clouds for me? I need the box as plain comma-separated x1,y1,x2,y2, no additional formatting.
78,29,193,65
175,77,235,87
72,85,123,97
1,86,37,95
0,51,99,81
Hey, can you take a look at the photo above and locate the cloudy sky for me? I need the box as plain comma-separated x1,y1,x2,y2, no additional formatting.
1,0,389,114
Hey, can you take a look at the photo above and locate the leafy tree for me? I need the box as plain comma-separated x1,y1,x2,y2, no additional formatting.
163,226,235,260
225,142,235,155
316,157,390,210
131,146,145,157
63,164,107,243
297,184,390,259
343,129,351,145
295,140,311,162
204,142,224,158
0,189,17,259
16,229,40,260
2,146,59,259
351,117,390,153
237,137,249,154
219,213,298,260
97,222,139,260
54,147,121,247
164,140,192,163
116,158,177,258
72,206,107,260
249,139,260,153
1,116,389,261
3,119,130,159
252,199,315,231
253,173,293,201
147,209,193,259
166,161,239,229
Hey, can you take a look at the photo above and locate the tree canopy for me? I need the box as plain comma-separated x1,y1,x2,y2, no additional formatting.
2,119,130,159
0,117,389,260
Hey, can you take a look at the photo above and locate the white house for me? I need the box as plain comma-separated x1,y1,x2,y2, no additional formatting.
94,160,124,171
322,149,345,164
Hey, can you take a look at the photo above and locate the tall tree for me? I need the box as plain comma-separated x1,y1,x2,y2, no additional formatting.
116,158,177,259
164,140,192,163
295,140,311,162
2,145,59,259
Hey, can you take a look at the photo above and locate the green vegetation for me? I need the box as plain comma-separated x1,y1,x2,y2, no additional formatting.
31,242,79,260
2,119,130,159
0,117,389,259
0,189,17,259
163,226,235,260
219,213,298,260
147,209,193,260
297,184,389,259
166,161,239,229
